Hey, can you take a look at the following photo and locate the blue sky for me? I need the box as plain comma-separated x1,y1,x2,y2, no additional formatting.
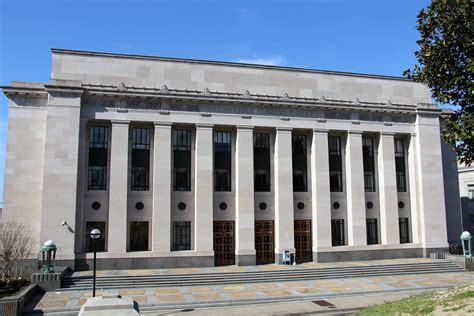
0,0,430,202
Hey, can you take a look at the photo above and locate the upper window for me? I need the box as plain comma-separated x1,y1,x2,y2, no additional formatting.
254,133,271,192
131,128,151,191
395,138,407,192
88,126,109,190
173,129,192,191
292,134,308,192
328,135,343,192
362,137,376,192
214,131,231,192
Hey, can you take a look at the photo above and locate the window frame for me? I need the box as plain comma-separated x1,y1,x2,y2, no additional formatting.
172,221,191,251
173,129,192,191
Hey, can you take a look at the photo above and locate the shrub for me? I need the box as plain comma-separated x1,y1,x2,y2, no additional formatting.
8,279,19,289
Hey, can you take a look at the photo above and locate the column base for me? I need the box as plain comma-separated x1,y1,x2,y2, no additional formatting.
235,254,256,266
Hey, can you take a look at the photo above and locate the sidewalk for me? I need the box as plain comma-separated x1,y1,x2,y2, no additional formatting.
25,270,474,314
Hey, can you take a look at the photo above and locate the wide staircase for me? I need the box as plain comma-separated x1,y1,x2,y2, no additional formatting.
58,260,464,291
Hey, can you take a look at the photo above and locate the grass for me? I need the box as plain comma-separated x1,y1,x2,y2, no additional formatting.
358,283,474,315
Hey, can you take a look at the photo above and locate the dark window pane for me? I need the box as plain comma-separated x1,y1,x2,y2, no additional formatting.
331,219,345,246
254,133,271,191
88,126,109,190
399,218,410,243
366,218,378,245
131,128,150,191
214,131,231,191
395,138,407,192
85,221,106,252
363,137,376,192
328,136,343,192
129,221,149,251
292,134,307,192
172,221,191,251
173,130,191,191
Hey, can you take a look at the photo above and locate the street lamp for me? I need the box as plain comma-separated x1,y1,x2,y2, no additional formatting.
90,228,101,297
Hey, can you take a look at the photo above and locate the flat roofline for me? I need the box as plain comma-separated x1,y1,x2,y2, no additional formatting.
51,48,414,82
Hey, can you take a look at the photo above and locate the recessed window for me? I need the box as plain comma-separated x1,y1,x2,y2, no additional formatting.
88,126,109,191
129,221,149,252
292,134,308,192
92,201,101,210
214,131,231,192
366,218,378,245
219,202,227,210
85,221,106,252
178,202,187,211
395,138,407,192
363,137,376,192
468,185,474,200
328,136,343,192
254,133,271,192
297,202,305,210
131,128,151,191
366,201,374,209
331,219,345,246
259,202,267,210
135,202,144,210
173,129,191,191
399,218,410,243
333,202,340,209
172,221,191,251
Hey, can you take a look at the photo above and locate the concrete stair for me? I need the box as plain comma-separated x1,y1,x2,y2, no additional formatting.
59,260,464,291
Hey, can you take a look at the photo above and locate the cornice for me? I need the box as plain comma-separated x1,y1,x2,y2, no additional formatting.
1,86,48,98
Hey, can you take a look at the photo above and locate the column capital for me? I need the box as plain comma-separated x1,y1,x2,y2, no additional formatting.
410,133,417,137
111,119,130,126
154,121,172,128
195,123,214,129
347,130,363,135
276,126,292,132
237,125,254,131
313,128,329,134
380,131,396,137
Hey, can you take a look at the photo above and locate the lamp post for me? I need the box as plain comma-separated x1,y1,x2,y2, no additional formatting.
90,228,101,297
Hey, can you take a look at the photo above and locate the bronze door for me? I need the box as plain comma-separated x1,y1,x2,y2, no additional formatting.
255,220,274,264
294,220,312,263
213,221,235,266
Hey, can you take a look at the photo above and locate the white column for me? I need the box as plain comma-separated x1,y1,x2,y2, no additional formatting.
194,124,214,252
152,122,172,252
377,132,400,244
407,133,420,244
235,126,256,265
274,127,295,261
345,131,367,246
311,129,332,257
108,120,129,253
414,114,448,254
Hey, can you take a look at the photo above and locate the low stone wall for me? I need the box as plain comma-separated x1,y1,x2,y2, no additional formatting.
31,266,70,291
0,284,42,316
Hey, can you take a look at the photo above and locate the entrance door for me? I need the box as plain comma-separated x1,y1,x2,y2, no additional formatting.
213,221,235,266
294,220,312,263
255,220,274,264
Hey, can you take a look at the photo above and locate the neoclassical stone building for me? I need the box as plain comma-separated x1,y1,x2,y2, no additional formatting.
1,49,450,269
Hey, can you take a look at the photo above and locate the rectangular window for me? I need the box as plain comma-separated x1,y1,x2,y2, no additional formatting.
172,221,191,251
395,138,407,192
129,221,149,252
292,134,308,192
214,131,231,191
254,133,271,192
85,221,106,252
468,185,474,200
366,218,378,245
131,128,151,191
470,215,474,233
328,136,343,192
173,129,191,191
363,137,376,192
399,217,410,243
331,219,345,246
88,126,109,190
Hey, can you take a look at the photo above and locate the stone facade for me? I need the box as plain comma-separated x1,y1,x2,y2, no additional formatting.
1,49,453,270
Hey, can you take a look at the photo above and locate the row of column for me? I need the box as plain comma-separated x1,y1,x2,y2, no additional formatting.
105,121,415,256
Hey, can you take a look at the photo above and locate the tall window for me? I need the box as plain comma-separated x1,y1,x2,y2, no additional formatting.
85,221,106,252
173,129,191,191
129,221,149,251
366,218,378,245
468,185,474,200
328,136,343,192
363,137,376,192
331,219,345,246
131,128,150,191
214,131,231,191
88,126,109,190
172,221,191,251
292,134,307,192
395,138,407,192
399,217,410,243
254,133,271,192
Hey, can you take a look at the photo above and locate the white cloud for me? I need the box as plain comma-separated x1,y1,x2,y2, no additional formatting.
234,55,286,66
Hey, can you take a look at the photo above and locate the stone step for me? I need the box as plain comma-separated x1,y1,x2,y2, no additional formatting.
59,261,464,291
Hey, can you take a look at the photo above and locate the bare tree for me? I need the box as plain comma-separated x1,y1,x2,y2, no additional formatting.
0,222,36,282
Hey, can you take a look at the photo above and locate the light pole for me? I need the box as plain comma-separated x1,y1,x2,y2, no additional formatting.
90,228,101,297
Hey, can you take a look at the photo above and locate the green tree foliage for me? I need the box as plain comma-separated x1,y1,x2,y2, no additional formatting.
404,0,473,165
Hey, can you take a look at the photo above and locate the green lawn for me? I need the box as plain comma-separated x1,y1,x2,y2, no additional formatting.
358,283,474,315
